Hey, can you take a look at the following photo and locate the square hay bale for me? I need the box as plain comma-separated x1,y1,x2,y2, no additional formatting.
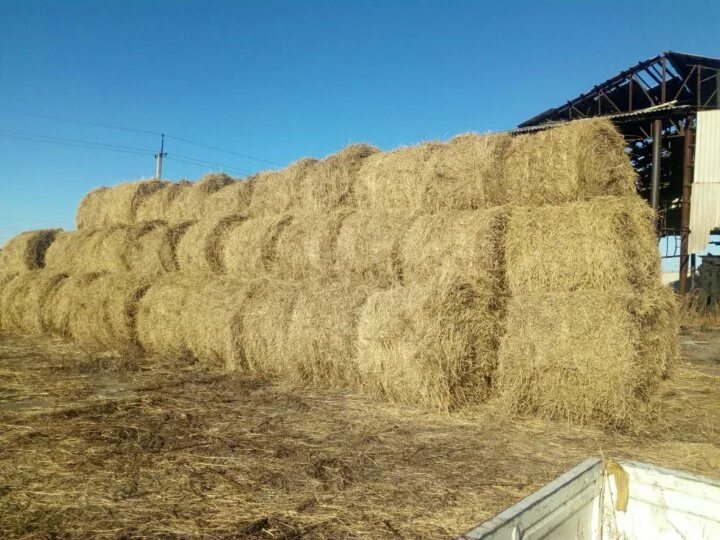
0,229,62,273
356,278,498,410
0,271,69,334
496,288,673,426
135,180,192,223
505,196,660,295
239,279,300,377
163,173,235,223
296,144,378,210
46,223,189,276
273,209,354,280
223,215,293,277
355,133,510,211
177,214,248,274
44,273,151,351
399,208,506,293
333,211,413,287
203,180,254,219
248,158,317,216
76,180,167,229
284,280,373,386
493,118,636,205
136,276,248,369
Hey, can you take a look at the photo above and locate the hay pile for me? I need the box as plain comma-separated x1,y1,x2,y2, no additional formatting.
0,117,678,425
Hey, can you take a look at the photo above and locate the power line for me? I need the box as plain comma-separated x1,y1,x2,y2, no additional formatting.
0,107,161,136
0,129,155,154
0,129,253,173
165,155,250,175
0,132,155,157
165,135,279,166
0,107,279,166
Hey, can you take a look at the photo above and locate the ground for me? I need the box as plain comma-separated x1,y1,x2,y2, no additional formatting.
1,329,718,538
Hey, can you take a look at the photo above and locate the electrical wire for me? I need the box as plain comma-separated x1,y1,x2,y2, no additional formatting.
0,107,161,136
0,129,155,154
165,155,250,175
0,107,279,165
0,130,254,173
0,132,155,157
165,134,280,166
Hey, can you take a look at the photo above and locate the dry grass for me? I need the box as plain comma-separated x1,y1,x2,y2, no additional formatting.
0,229,61,272
0,334,716,538
496,118,637,205
496,288,679,427
505,196,659,295
357,278,499,410
76,180,167,229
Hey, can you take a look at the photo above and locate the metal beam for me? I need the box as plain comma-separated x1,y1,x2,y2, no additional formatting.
679,118,694,296
651,119,663,212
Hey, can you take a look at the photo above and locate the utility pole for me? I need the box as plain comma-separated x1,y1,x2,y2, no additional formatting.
155,133,167,180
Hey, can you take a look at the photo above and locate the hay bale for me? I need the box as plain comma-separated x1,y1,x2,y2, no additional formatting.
223,215,293,277
399,208,506,291
0,271,69,334
272,209,353,280
135,180,192,223
333,211,412,286
45,273,150,350
297,144,379,210
494,118,636,205
76,180,167,229
283,280,372,386
136,276,248,369
248,158,317,215
632,285,680,382
203,180,254,219
238,279,298,377
0,229,61,272
496,289,671,426
164,173,236,223
355,133,509,211
177,214,247,274
356,278,497,410
505,196,660,295
46,222,187,276
45,227,130,274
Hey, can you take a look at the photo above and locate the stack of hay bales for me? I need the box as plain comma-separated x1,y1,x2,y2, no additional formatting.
0,118,678,425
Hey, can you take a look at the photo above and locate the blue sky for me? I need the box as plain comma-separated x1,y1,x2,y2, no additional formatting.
1,0,719,248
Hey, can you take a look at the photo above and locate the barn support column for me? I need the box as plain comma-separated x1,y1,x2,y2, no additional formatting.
679,118,695,296
651,119,662,212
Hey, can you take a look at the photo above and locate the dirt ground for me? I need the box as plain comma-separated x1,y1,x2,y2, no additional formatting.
1,328,718,539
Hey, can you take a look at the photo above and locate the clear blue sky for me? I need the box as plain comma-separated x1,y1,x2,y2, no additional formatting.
1,0,719,246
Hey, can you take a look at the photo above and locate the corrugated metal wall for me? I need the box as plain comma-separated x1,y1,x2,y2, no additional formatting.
689,110,720,253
